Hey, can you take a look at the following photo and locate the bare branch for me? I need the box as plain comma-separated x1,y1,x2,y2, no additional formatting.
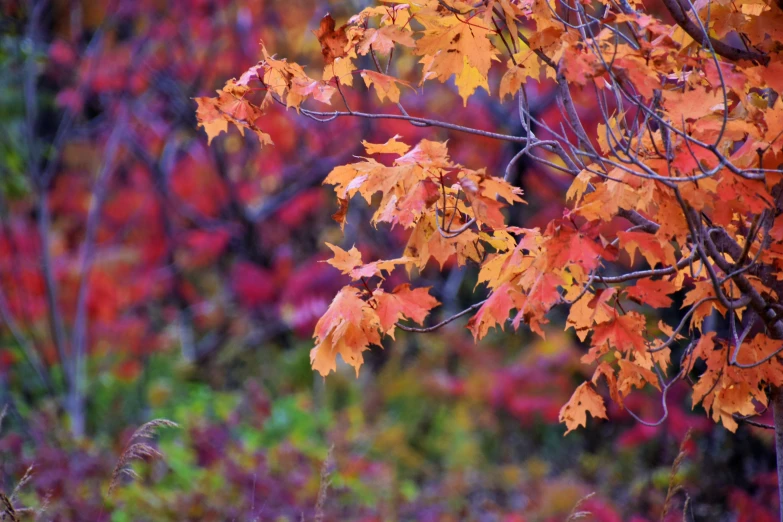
396,299,488,333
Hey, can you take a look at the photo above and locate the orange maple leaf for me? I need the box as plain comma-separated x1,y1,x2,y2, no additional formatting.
373,284,439,336
544,226,606,272
587,311,648,361
559,382,608,435
468,283,522,340
311,287,382,377
324,243,410,280
360,70,412,104
617,231,677,267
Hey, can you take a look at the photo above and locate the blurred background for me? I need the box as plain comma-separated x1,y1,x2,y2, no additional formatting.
0,0,780,520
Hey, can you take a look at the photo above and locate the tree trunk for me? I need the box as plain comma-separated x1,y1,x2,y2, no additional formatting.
67,386,85,439
773,386,783,522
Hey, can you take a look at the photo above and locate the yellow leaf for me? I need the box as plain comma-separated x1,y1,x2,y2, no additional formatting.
201,118,228,145
455,57,489,106
324,243,412,280
323,56,357,87
362,135,411,155
415,10,499,102
559,382,608,435
566,169,593,204
361,70,411,103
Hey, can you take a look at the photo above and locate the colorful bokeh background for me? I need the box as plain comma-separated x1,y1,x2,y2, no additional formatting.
0,0,779,520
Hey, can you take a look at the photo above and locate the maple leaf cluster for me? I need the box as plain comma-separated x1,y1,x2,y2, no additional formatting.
313,136,522,374
197,0,783,435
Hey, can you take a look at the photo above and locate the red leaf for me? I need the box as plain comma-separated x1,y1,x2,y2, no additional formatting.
588,311,648,360
314,14,348,65
625,278,677,308
373,284,439,336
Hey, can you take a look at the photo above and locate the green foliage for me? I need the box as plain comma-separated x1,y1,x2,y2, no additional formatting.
1,330,780,520
0,32,30,200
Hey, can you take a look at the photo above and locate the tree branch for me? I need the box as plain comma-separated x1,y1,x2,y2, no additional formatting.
659,0,768,64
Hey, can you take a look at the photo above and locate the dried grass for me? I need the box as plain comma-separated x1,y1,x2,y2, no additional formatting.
10,466,33,503
566,492,595,521
314,445,334,522
35,491,51,520
661,428,693,521
108,419,178,496
0,406,179,517
0,405,23,522
1,491,19,522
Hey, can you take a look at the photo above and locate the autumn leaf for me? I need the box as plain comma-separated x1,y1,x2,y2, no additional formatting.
311,287,382,377
544,225,606,273
592,362,622,406
331,197,349,230
682,281,727,331
357,25,415,55
291,78,336,104
415,11,499,103
691,332,723,406
324,243,411,280
323,56,357,87
706,381,758,432
404,212,483,270
198,0,783,440
454,57,486,107
360,70,412,103
617,359,659,396
394,178,441,228
363,135,411,155
499,53,544,100
587,311,648,362
559,382,608,434
625,278,677,308
617,231,676,267
194,97,228,144
314,14,349,65
565,169,593,204
560,46,604,86
194,93,272,146
373,284,439,336
468,283,522,340
567,288,614,342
